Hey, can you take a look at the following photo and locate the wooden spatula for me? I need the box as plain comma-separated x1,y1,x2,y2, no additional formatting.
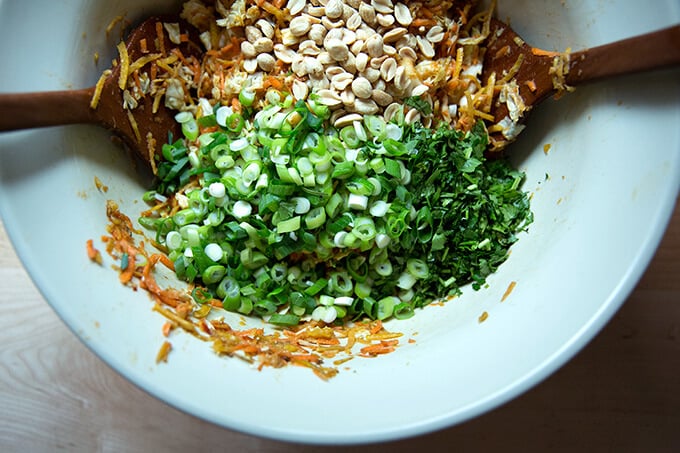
483,19,680,150
0,16,200,164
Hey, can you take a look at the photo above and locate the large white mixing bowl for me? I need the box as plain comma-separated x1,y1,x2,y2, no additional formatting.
0,0,678,444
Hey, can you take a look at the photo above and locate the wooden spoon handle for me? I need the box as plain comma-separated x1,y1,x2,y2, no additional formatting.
568,25,680,85
0,88,97,132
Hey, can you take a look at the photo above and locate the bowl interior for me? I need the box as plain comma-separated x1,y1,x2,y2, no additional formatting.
1,0,679,445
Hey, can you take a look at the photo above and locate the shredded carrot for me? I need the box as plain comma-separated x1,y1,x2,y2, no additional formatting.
525,79,537,92
86,239,103,265
359,340,399,356
497,54,525,85
411,18,437,28
175,303,192,319
191,59,202,86
237,343,265,354
472,109,495,121
153,304,197,332
369,320,383,335
216,68,226,98
291,354,323,363
156,54,179,74
198,319,215,335
152,91,163,114
128,53,162,75
116,41,130,90
344,329,357,351
132,70,142,91
333,356,353,366
275,58,285,72
156,341,172,363
259,1,287,22
156,253,175,271
446,79,460,91
105,15,126,38
501,281,517,302
210,320,232,331
140,38,148,54
162,322,174,337
126,110,142,143
237,328,265,338
263,76,284,91
156,21,166,56
301,336,341,346
532,47,559,57
90,69,112,109
231,96,242,113
136,254,178,305
495,44,512,59
139,256,162,292
366,332,402,342
164,290,190,308
171,48,190,66
146,132,158,175
219,42,235,56
452,47,464,79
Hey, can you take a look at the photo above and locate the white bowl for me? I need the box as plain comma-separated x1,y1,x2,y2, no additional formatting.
1,0,678,445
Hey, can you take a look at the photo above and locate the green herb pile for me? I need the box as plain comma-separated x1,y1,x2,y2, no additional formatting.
140,92,533,326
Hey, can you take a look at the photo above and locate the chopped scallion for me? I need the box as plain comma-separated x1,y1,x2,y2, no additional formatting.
141,95,532,327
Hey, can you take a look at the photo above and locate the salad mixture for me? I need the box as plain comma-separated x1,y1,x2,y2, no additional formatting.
92,0,533,378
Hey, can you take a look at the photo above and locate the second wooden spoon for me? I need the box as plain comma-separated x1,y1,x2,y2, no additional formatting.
483,19,680,150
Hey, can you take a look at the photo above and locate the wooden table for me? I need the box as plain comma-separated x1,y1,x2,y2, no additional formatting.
1,200,678,452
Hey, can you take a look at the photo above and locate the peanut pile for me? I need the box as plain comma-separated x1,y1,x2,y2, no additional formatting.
179,0,491,132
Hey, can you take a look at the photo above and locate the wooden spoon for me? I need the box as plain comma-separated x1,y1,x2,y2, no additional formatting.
483,19,680,150
0,16,200,164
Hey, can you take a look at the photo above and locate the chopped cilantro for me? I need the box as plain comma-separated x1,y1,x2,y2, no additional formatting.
402,121,533,303
404,96,433,116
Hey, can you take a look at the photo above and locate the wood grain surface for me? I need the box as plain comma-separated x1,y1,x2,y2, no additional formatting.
1,199,678,453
